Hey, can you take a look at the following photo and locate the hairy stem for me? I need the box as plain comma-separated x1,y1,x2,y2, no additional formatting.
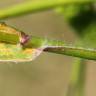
0,23,96,60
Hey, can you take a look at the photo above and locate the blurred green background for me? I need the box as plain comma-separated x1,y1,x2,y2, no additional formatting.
0,0,96,96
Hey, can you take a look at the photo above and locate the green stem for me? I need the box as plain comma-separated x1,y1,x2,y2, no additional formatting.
43,45,96,60
2,31,96,60
0,0,94,19
0,23,96,60
66,59,86,96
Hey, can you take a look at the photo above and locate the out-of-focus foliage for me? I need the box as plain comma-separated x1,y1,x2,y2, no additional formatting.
56,3,96,48
56,3,96,96
82,22,96,47
56,3,96,37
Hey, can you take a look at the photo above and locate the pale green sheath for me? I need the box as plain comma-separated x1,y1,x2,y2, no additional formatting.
0,23,43,62
1,23,95,62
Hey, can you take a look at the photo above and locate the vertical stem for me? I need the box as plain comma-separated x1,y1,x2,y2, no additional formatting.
66,59,86,96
